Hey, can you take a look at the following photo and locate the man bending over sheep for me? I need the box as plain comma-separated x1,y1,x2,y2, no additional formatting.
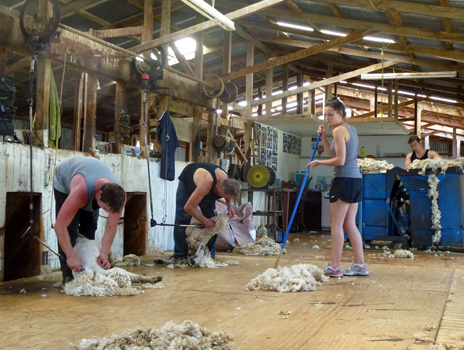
54,156,126,283
172,162,240,262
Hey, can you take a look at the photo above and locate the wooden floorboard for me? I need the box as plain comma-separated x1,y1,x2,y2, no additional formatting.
0,233,463,350
435,268,464,348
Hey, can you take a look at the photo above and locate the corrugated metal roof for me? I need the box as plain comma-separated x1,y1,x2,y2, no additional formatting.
400,13,445,31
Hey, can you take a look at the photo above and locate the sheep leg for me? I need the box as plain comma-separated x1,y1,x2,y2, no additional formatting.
130,275,163,284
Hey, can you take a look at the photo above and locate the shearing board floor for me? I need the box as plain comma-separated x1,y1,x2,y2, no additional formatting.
1,232,464,350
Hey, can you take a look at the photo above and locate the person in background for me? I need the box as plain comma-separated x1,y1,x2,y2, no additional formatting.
308,98,369,278
404,135,441,169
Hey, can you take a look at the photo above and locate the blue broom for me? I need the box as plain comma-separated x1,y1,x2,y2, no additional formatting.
274,133,322,268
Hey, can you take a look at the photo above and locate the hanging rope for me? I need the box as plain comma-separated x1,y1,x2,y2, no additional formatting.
50,50,67,228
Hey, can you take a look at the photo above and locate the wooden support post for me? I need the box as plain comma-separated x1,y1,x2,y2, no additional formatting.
458,139,461,158
326,63,333,100
139,0,154,157
374,85,378,117
160,0,170,52
414,94,421,136
73,73,84,151
266,68,273,115
222,31,232,119
334,83,338,98
394,79,399,120
453,127,457,158
310,90,316,115
82,73,97,153
35,57,51,147
246,41,254,117
244,120,252,160
296,73,303,114
424,136,430,150
207,110,218,164
194,15,204,80
192,106,202,162
257,86,263,116
281,63,289,114
0,45,6,75
388,80,393,118
114,81,125,154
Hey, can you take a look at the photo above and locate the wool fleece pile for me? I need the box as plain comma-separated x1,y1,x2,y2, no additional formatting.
69,320,239,350
245,263,328,293
233,236,286,256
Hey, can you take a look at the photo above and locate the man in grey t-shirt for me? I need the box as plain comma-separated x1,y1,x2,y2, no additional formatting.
54,156,126,283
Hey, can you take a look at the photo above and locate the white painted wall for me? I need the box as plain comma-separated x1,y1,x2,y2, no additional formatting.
0,143,188,278
276,129,301,182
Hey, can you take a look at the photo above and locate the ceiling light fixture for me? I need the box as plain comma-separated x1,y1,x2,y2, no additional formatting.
361,71,457,80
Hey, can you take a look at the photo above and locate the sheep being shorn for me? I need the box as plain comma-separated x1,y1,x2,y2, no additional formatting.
64,236,163,297
156,214,232,269
69,320,239,350
244,264,328,293
233,236,286,256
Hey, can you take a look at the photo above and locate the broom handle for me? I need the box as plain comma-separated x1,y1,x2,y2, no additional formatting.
275,133,322,268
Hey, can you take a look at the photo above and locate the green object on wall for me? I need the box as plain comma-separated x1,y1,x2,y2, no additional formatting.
49,72,61,148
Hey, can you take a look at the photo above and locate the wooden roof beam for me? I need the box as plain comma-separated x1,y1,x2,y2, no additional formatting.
131,0,286,53
215,0,464,44
250,59,398,107
218,30,370,82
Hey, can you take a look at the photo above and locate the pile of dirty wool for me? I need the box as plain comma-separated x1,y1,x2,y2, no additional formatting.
386,249,415,259
233,236,286,256
69,320,239,350
166,254,239,269
244,263,328,293
114,254,141,267
357,158,394,171
408,157,464,174
64,268,164,297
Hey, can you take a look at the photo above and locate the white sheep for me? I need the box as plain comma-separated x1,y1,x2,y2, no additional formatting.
64,236,163,297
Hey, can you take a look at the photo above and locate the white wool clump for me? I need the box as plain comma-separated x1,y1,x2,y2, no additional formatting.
166,253,238,269
293,238,300,242
427,174,442,244
69,320,239,350
64,268,162,297
388,249,414,259
20,289,27,294
312,245,320,249
344,244,353,250
357,158,394,171
408,158,464,175
114,254,141,267
244,263,328,293
234,236,286,256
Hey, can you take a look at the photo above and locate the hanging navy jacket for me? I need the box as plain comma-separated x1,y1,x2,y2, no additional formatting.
158,111,180,181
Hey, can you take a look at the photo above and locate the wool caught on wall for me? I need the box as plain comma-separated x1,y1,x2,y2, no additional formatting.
233,236,286,256
357,158,394,171
114,254,141,267
428,174,442,244
244,263,328,293
69,320,239,350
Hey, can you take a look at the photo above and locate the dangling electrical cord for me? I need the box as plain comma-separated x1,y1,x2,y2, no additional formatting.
140,74,157,227
27,52,37,236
